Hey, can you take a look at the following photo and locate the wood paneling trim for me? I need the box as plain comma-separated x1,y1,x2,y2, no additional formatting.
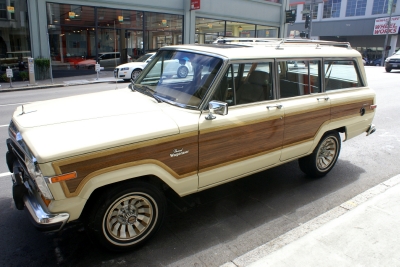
331,99,374,120
54,98,374,198
60,160,198,198
199,118,284,170
53,132,199,195
283,108,331,146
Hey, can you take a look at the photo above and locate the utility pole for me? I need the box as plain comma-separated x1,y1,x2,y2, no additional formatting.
308,0,314,38
381,0,395,66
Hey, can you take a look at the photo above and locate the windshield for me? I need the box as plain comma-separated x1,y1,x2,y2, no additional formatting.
134,50,223,109
136,53,154,62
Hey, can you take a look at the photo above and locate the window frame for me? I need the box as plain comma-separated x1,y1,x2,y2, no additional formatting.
322,57,365,91
275,58,323,99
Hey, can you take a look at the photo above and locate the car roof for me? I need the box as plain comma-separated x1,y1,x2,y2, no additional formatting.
160,38,362,60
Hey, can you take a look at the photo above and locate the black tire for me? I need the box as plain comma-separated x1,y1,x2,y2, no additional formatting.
131,69,142,81
177,66,189,78
84,180,166,252
298,131,341,178
385,67,392,72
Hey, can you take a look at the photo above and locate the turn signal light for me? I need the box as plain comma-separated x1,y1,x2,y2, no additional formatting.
48,172,77,184
370,105,377,110
41,194,52,206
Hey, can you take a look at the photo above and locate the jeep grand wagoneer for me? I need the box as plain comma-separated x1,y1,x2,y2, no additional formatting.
6,38,376,251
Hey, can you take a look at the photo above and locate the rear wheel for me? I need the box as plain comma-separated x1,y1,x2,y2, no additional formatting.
299,131,341,178
84,181,166,252
177,66,189,78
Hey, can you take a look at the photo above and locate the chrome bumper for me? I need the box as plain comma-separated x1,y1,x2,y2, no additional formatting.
11,173,70,232
366,124,376,136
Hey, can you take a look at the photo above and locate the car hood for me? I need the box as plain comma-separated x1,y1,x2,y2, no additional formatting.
12,89,180,163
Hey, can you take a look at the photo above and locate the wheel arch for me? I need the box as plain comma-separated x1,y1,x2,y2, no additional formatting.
80,174,167,221
77,164,198,220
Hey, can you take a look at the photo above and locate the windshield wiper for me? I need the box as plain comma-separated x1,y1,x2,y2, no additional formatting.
133,85,162,103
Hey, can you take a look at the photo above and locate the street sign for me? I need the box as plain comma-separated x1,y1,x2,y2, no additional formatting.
95,63,100,72
286,10,296,24
191,0,200,10
6,68,13,78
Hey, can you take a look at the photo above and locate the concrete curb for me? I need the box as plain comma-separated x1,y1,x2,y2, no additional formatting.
0,83,66,93
0,80,123,93
220,174,400,267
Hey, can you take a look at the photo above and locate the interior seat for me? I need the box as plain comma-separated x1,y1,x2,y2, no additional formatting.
236,71,270,104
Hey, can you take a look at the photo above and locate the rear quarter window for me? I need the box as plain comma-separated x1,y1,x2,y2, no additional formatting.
324,60,363,91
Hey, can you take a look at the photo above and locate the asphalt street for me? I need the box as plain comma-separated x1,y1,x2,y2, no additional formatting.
0,67,399,267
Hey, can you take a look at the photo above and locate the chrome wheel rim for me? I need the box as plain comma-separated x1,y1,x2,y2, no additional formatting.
316,136,338,172
103,193,155,244
178,66,188,78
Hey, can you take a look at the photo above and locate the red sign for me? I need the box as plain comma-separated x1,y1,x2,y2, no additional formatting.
191,0,200,10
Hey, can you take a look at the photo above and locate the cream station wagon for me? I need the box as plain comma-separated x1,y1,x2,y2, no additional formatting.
6,38,376,251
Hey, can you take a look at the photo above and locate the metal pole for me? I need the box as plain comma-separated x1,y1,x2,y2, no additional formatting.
114,20,118,90
47,32,54,84
308,0,314,39
381,0,394,66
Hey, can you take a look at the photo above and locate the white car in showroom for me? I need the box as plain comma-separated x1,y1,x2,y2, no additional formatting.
114,52,192,81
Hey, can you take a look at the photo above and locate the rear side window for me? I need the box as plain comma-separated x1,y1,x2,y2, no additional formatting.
324,60,363,91
278,60,321,98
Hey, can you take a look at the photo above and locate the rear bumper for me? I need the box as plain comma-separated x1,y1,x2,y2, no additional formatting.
366,124,376,136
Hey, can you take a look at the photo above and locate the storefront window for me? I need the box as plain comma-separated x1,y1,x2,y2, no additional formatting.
195,18,224,44
0,0,31,73
195,17,278,43
225,21,255,37
256,25,279,38
47,4,182,74
47,4,95,72
145,12,183,51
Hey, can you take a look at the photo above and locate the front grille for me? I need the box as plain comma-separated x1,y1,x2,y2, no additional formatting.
389,59,400,63
8,121,34,183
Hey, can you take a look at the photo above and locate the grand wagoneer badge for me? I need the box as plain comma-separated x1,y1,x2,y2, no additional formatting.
170,148,189,157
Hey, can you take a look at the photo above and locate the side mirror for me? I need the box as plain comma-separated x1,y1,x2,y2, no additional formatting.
205,100,228,120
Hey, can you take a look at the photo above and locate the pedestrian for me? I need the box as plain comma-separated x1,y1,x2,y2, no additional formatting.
18,57,25,71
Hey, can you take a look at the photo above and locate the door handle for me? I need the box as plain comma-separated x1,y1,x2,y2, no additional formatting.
317,97,329,101
266,104,282,109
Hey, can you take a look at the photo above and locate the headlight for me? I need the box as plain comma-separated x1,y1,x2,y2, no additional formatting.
25,156,54,200
385,58,390,62
120,67,129,71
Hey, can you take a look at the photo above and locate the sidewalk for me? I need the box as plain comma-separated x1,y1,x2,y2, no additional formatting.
222,174,400,267
0,71,122,93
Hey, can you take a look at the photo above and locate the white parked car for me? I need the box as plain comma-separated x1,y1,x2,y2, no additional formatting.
114,52,192,81
114,53,155,81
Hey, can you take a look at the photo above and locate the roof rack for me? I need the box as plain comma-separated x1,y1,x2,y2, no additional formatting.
213,37,352,49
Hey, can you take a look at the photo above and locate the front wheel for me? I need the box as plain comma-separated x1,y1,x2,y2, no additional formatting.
131,69,142,81
385,67,392,72
84,181,166,252
299,131,341,178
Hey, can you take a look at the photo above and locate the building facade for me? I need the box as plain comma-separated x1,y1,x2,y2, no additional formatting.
288,0,400,62
0,0,286,77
